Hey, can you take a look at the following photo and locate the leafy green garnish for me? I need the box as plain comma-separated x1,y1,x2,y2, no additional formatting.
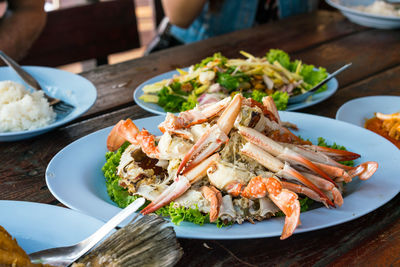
181,93,197,111
157,87,186,113
300,65,328,92
251,90,268,103
266,49,291,69
194,52,227,70
102,142,136,207
217,72,240,91
272,91,289,110
266,49,328,92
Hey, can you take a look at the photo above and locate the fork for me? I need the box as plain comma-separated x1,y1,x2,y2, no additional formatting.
29,197,146,267
0,51,75,115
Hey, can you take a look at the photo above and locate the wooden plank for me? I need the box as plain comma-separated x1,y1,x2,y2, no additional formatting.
78,11,365,119
291,30,400,88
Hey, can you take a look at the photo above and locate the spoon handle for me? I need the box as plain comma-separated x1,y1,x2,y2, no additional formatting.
308,63,352,94
77,198,146,258
0,51,42,90
29,198,145,266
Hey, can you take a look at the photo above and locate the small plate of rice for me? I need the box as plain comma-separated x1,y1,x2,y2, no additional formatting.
0,66,97,141
326,0,400,29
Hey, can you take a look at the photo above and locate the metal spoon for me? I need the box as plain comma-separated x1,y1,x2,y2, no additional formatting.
288,63,352,105
29,198,145,267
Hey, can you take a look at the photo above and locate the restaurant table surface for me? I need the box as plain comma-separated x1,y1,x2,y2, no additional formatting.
2,10,400,266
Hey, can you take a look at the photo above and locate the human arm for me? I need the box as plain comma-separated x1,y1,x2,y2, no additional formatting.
161,0,207,28
0,0,46,62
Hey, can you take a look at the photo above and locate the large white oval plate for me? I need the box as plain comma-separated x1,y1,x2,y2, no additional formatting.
0,200,104,254
336,95,400,128
0,66,97,141
46,113,400,239
133,69,338,115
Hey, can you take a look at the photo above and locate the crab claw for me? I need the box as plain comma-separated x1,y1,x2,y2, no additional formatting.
201,186,222,222
262,96,281,124
347,161,379,181
107,120,126,151
237,176,300,240
141,153,220,215
241,176,282,199
268,187,301,240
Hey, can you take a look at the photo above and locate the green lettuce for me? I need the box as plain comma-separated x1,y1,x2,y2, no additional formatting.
272,91,289,110
194,52,227,70
266,49,328,92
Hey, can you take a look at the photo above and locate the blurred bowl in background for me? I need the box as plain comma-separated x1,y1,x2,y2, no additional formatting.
326,0,400,29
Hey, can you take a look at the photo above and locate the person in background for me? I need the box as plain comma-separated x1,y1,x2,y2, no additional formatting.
146,0,317,53
0,0,46,62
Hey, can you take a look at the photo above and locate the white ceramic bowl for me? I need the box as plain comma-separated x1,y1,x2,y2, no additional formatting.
326,0,400,29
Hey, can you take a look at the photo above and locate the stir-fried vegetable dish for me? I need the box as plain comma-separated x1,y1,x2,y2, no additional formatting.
139,49,328,112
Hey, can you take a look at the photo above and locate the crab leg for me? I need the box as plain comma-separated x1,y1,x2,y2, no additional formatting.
239,126,336,185
312,161,378,183
241,143,335,207
281,181,325,206
158,97,231,134
281,143,355,170
141,153,220,215
200,186,222,222
302,145,361,161
176,94,242,174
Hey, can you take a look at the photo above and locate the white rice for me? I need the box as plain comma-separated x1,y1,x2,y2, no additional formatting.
0,81,56,132
353,1,400,17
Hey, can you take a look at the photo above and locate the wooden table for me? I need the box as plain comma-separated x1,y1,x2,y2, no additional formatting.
2,10,400,266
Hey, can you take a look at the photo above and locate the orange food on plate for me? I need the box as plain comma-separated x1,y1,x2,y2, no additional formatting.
365,112,400,149
0,225,50,267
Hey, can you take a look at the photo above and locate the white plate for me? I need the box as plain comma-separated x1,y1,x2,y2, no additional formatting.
0,200,104,254
0,66,97,141
336,95,400,127
46,113,400,239
326,0,400,29
133,69,338,115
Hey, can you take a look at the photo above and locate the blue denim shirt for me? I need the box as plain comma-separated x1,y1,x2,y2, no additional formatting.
170,0,317,44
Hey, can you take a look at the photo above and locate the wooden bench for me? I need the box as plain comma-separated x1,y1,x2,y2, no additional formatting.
21,0,140,67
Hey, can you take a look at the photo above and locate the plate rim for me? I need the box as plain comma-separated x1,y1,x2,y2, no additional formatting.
335,95,400,123
46,113,400,239
133,68,338,115
0,66,97,138
0,200,105,253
